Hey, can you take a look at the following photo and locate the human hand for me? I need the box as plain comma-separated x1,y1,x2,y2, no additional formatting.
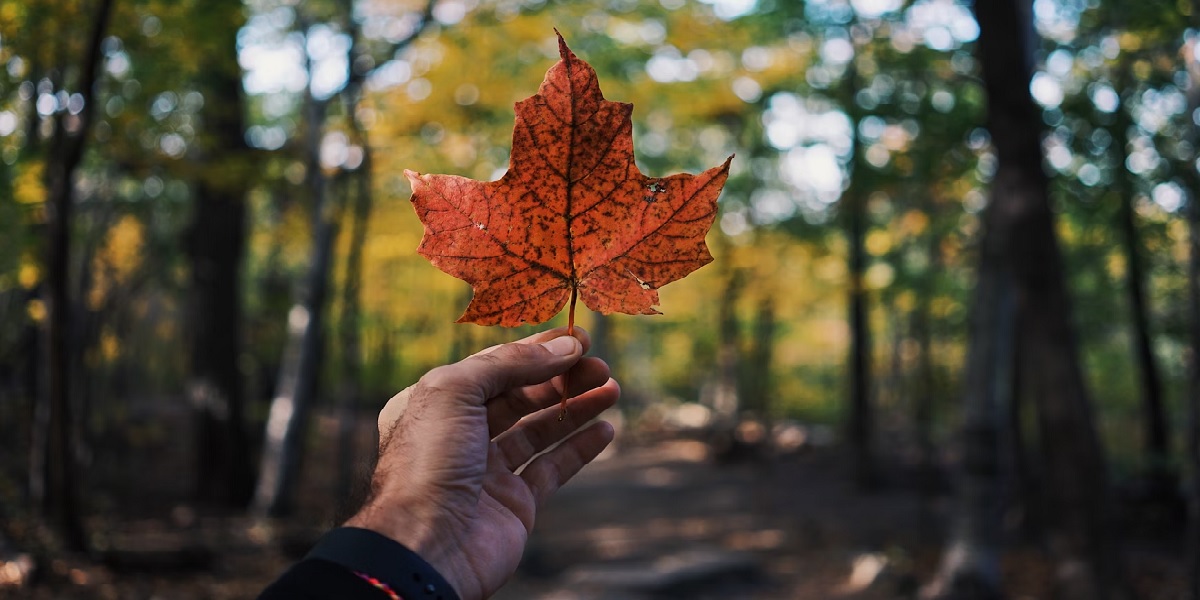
344,327,619,600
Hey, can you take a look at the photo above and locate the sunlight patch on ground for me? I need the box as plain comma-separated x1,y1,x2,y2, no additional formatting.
724,528,786,551
837,552,889,595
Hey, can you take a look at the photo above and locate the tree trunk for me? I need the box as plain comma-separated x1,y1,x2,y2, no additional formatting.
335,148,373,502
187,0,254,508
1006,339,1043,541
28,5,65,534
908,127,944,522
258,0,434,516
744,295,775,417
37,0,116,553
252,61,337,516
708,264,745,460
190,183,250,506
1113,68,1171,491
712,264,743,423
1184,5,1200,596
973,1,1126,597
923,240,1016,600
912,223,938,501
250,0,434,517
332,1,380,500
847,162,876,489
842,56,877,491
1186,164,1200,600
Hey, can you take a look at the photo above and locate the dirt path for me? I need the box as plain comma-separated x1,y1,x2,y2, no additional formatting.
3,431,1186,599
493,438,941,599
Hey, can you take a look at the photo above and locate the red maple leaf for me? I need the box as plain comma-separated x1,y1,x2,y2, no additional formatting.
406,32,732,327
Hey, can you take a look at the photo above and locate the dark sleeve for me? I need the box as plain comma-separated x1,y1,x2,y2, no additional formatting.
258,527,462,600
259,557,387,599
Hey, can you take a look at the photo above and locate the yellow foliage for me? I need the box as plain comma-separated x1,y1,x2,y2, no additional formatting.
1057,218,1078,245
0,3,20,24
865,230,892,256
1105,250,1127,281
899,210,928,237
1118,32,1143,52
815,256,846,281
18,261,39,289
931,296,956,319
100,329,121,362
89,215,146,310
14,162,45,205
865,263,894,290
27,298,45,322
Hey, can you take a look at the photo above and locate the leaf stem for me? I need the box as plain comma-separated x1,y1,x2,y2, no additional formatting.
558,285,578,421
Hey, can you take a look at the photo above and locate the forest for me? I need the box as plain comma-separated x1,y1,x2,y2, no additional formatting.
1,0,1199,597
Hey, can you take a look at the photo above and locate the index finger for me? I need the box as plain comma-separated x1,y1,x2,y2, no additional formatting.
423,336,583,404
470,326,593,359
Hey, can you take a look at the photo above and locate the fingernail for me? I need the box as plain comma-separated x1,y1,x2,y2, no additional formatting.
541,336,579,356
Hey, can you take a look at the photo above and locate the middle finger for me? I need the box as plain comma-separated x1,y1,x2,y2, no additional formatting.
485,356,611,437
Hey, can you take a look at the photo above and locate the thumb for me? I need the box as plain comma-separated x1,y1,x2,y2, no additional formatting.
424,335,582,403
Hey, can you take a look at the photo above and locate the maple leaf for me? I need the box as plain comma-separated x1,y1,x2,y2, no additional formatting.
406,32,732,327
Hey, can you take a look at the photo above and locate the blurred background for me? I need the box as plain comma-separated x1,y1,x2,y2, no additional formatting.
1,0,1199,597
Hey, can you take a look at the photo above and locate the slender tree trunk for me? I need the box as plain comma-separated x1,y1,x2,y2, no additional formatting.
29,322,48,507
252,71,337,516
881,308,901,412
189,183,250,506
333,2,377,498
254,185,293,406
1113,68,1171,490
847,162,876,489
842,57,877,490
28,4,65,528
1115,174,1169,476
72,199,118,479
908,131,943,525
1006,337,1043,541
912,223,938,500
252,0,435,517
744,295,775,417
707,263,746,460
187,0,254,508
38,0,116,553
924,240,1016,600
973,1,1125,597
335,148,373,499
713,265,743,423
1184,6,1200,596
1186,165,1200,600
1188,180,1200,600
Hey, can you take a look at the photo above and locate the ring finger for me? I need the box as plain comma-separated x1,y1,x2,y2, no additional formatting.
494,378,619,471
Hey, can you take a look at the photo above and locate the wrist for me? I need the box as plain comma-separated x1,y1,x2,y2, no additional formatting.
344,501,469,598
303,527,462,600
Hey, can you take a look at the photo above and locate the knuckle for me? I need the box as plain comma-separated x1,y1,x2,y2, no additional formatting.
418,364,477,396
470,349,508,370
462,342,544,384
376,389,411,434
406,367,464,412
495,342,546,364
418,365,456,390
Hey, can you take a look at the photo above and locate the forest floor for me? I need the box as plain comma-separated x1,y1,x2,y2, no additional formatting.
0,412,1190,599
